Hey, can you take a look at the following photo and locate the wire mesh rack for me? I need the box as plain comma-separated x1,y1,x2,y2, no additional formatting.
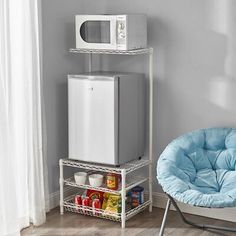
63,194,151,222
64,176,148,195
60,158,150,174
69,48,152,55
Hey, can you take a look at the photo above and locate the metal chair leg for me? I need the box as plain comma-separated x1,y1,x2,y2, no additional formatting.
167,194,236,233
159,198,171,236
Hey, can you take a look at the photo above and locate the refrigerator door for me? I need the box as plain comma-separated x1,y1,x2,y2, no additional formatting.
68,76,118,165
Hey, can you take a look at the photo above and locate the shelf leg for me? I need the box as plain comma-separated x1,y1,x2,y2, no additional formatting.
88,53,92,72
149,49,153,213
59,159,64,215
121,169,126,228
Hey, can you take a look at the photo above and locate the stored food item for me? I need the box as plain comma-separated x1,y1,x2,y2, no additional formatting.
92,198,101,216
130,186,144,208
74,195,82,205
82,197,90,214
74,172,87,185
74,194,82,213
89,173,104,187
126,192,132,206
104,194,121,214
106,173,119,190
86,189,104,205
117,174,121,184
102,193,110,210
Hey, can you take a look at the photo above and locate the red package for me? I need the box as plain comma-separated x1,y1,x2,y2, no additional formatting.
86,189,104,206
82,197,90,214
92,198,101,216
74,195,82,205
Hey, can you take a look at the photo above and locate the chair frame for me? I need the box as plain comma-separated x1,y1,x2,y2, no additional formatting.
159,194,236,236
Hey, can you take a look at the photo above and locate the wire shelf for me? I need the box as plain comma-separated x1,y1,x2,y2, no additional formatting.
64,176,148,195
61,158,150,174
69,48,153,55
63,194,150,222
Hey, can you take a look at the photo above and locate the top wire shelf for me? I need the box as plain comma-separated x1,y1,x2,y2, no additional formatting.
69,48,153,55
60,158,150,174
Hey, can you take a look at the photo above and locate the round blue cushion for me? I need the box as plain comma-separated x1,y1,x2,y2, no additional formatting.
157,128,236,208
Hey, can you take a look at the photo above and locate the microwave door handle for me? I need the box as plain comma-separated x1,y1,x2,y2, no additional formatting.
110,18,117,48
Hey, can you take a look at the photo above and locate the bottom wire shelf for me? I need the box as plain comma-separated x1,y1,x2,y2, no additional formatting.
63,194,151,222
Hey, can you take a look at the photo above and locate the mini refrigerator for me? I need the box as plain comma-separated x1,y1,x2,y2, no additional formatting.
68,72,145,165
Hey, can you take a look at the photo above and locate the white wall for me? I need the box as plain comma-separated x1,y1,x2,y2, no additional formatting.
41,0,236,195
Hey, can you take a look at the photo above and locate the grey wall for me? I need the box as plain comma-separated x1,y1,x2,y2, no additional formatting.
42,0,236,194
41,0,85,193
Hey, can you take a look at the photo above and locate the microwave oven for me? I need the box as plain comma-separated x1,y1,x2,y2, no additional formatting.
75,14,147,50
68,72,146,165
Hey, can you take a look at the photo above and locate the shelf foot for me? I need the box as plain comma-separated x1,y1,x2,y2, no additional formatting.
121,221,126,229
149,203,153,212
60,205,64,215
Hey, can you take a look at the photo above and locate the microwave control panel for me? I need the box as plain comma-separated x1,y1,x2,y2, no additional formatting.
117,19,126,48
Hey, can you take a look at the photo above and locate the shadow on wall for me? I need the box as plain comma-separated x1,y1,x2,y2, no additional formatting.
158,0,236,146
207,0,236,116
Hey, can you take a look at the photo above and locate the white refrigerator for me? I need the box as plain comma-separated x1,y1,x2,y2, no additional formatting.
68,72,145,165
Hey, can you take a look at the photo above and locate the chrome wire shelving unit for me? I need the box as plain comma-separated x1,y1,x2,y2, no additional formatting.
60,47,153,228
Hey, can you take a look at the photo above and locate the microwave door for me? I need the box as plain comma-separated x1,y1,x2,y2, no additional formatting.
76,15,116,49
69,77,118,164
81,21,107,44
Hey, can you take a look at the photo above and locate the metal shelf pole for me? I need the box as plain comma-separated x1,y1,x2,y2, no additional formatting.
88,53,92,72
59,159,64,215
149,48,153,212
121,169,126,228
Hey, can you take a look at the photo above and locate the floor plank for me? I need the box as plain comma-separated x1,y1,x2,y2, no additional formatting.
21,207,236,236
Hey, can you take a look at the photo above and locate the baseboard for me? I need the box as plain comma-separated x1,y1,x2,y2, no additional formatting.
46,186,77,210
151,192,236,223
47,189,236,222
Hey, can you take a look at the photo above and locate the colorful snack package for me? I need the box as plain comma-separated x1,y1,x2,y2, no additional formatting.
102,193,110,210
104,194,121,214
86,189,104,206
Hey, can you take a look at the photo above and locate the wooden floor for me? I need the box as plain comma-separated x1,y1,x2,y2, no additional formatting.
21,207,236,236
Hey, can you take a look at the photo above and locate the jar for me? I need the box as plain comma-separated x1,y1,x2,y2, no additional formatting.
106,173,119,190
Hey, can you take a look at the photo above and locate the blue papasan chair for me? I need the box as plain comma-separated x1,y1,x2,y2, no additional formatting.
157,127,236,235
